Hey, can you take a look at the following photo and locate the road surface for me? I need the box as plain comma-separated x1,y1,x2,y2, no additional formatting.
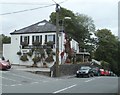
0,69,119,94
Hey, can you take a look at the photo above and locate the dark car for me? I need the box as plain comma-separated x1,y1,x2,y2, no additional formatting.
76,66,94,78
92,67,100,76
0,59,11,70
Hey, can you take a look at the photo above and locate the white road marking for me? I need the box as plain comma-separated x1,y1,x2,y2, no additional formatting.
85,78,95,82
30,82,39,84
43,81,49,83
2,72,49,82
11,85,16,86
3,81,39,87
0,76,20,82
53,84,77,93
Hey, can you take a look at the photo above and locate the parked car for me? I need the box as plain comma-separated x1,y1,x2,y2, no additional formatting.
109,71,117,77
0,59,11,70
76,66,94,78
92,67,100,76
104,70,110,76
99,69,105,76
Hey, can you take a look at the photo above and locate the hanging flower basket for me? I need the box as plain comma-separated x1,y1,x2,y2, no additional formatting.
20,54,29,61
17,51,22,56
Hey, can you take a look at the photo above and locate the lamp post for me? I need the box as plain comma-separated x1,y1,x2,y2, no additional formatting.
83,48,86,63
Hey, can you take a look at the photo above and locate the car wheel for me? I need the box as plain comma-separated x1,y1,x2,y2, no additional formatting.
76,74,79,78
87,74,90,78
91,73,94,77
98,73,100,76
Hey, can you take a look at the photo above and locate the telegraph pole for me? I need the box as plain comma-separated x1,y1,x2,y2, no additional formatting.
55,4,60,77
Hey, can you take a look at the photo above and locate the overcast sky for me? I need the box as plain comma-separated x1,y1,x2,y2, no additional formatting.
0,0,119,36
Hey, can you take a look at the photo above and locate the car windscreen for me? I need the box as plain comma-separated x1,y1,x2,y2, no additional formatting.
80,67,90,70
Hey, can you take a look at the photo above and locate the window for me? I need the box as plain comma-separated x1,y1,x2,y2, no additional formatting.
47,35,53,42
45,35,55,43
20,36,29,44
24,36,28,43
20,36,29,49
32,35,42,44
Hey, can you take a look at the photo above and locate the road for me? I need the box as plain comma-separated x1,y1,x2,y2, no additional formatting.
0,69,119,94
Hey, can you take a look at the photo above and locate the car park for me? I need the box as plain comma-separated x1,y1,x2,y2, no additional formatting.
76,66,94,78
0,59,11,70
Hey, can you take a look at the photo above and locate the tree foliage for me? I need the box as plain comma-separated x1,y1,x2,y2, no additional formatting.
49,7,95,51
1,34,11,44
94,29,119,75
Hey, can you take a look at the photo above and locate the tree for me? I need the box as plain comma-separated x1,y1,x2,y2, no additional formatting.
49,7,96,52
1,34,11,44
94,29,119,75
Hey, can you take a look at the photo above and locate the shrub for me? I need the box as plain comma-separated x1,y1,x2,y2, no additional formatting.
46,48,52,55
52,52,56,55
32,56,41,63
27,51,33,57
21,42,28,46
20,54,28,61
46,41,54,46
17,51,22,56
32,41,42,46
45,56,54,63
65,58,71,63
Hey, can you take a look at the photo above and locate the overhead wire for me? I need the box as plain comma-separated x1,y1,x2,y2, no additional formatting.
0,0,68,16
0,2,53,5
0,4,55,15
51,0,57,4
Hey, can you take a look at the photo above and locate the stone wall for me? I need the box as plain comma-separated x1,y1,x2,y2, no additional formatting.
59,63,91,76
50,63,91,77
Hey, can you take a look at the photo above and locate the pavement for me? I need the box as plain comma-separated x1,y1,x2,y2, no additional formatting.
11,64,50,72
10,64,76,78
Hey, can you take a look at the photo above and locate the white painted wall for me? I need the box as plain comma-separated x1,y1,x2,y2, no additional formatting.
3,44,11,61
3,32,79,66
71,39,79,53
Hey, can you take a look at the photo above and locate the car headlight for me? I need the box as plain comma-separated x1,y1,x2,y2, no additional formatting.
77,71,79,73
2,63,7,66
85,71,89,73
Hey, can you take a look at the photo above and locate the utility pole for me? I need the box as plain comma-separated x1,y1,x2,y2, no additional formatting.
55,4,60,77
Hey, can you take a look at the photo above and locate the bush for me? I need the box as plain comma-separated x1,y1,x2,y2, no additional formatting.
46,48,52,55
17,51,22,56
27,51,33,57
65,58,71,63
32,56,41,63
45,56,54,63
52,52,56,55
20,54,28,61
21,42,28,46
32,41,42,46
46,41,54,46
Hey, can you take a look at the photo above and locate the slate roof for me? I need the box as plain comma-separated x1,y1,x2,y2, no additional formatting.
10,20,57,35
